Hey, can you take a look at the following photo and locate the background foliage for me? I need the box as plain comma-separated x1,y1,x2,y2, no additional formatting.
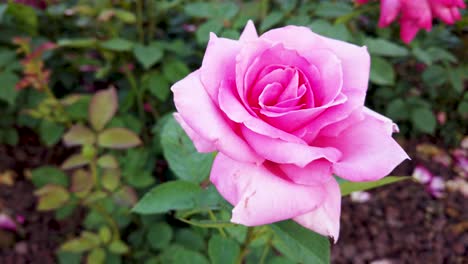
0,0,466,263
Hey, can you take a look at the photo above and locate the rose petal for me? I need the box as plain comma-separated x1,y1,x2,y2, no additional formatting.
315,111,409,181
172,70,262,163
239,20,258,42
210,153,326,226
293,176,341,242
280,159,333,186
173,113,216,152
200,33,240,103
261,26,370,95
378,0,402,27
294,90,365,143
241,126,341,167
218,80,305,144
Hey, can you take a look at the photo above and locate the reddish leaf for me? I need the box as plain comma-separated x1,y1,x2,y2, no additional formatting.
63,124,96,146
97,128,142,149
89,87,118,131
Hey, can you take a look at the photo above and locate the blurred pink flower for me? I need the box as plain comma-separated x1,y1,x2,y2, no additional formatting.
350,191,371,203
412,165,432,184
357,0,466,43
429,176,445,198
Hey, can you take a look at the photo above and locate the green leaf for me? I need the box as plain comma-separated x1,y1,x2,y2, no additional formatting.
147,222,173,250
100,38,134,51
162,60,190,83
411,107,436,134
0,49,17,68
31,166,68,188
98,226,112,244
102,169,120,192
272,221,329,264
184,3,216,17
422,65,447,88
196,20,223,44
133,42,164,69
57,38,97,48
56,251,82,264
309,20,351,41
97,154,119,169
339,176,410,196
98,128,142,149
146,72,170,101
370,56,395,85
0,71,19,105
39,120,65,146
89,87,118,131
161,115,214,183
160,245,209,264
447,67,464,93
174,229,205,251
63,124,96,147
61,154,89,170
61,232,101,253
7,3,38,35
108,240,130,255
315,2,353,18
35,184,70,211
132,180,202,214
386,99,409,121
71,169,94,196
260,11,284,31
87,248,106,264
208,235,240,264
364,38,408,57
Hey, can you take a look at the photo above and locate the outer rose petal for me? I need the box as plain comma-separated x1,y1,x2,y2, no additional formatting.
173,113,216,152
316,111,409,181
239,20,258,41
200,33,240,103
400,20,422,44
210,153,326,226
171,70,262,163
293,177,341,242
241,126,341,167
261,26,370,95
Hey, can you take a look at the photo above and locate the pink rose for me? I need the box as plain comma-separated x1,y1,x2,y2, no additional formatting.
171,22,408,241
359,0,466,43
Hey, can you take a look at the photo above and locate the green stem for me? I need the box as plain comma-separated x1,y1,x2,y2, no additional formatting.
90,204,121,240
236,227,255,264
147,0,156,40
124,70,146,135
135,0,145,43
259,236,272,264
208,210,227,237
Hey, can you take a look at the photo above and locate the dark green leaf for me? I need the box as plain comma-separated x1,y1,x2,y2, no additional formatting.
364,38,408,57
161,115,214,183
39,120,65,146
208,235,240,264
260,11,284,31
370,56,395,85
100,38,134,52
132,180,202,214
31,166,68,188
147,222,173,250
411,107,436,134
162,60,190,83
133,43,164,69
0,71,19,105
271,220,329,264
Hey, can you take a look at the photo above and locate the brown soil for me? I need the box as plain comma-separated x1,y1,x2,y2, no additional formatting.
0,128,82,264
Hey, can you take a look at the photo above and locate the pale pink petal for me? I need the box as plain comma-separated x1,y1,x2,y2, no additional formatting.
261,26,370,95
280,160,333,186
241,126,341,167
412,165,433,184
210,153,326,226
239,20,258,41
171,70,262,163
173,113,216,152
293,177,341,242
200,33,240,103
316,111,409,181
